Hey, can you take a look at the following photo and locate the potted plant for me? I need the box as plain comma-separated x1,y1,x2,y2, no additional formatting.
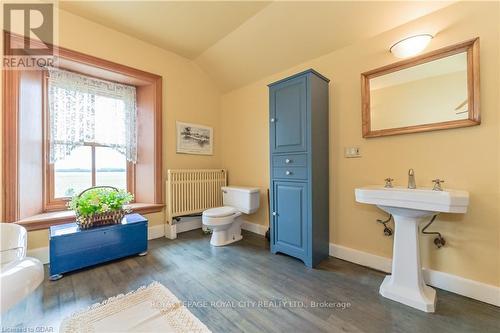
68,186,134,229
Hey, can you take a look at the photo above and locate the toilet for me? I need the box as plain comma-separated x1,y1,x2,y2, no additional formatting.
202,186,260,246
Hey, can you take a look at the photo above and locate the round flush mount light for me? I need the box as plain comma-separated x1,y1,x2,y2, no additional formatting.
390,34,433,59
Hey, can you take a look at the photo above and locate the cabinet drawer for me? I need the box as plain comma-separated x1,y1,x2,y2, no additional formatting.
273,167,308,180
272,154,307,167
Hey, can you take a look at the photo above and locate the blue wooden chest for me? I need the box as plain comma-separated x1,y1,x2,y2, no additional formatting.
49,213,148,280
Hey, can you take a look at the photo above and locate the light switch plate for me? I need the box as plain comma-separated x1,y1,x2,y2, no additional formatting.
344,147,361,158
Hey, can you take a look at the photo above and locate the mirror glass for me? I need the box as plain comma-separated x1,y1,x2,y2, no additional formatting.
370,52,467,130
361,38,479,138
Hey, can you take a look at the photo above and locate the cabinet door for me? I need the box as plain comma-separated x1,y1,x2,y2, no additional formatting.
272,181,308,258
270,76,307,153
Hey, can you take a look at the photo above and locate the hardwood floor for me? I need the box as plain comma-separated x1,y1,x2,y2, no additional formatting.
2,230,499,332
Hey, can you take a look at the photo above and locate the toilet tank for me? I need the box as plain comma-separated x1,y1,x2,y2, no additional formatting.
222,186,260,214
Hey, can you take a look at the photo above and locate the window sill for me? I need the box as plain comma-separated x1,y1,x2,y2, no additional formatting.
15,203,164,231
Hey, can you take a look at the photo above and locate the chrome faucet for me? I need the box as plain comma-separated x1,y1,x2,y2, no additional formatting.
408,169,416,189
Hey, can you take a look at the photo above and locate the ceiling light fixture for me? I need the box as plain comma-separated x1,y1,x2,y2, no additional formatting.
390,34,433,59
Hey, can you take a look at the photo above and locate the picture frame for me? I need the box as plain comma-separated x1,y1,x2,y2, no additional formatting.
176,121,213,155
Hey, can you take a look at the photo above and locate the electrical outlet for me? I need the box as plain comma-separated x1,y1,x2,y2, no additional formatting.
344,147,361,158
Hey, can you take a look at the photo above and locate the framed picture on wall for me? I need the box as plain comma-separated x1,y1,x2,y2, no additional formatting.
176,121,213,155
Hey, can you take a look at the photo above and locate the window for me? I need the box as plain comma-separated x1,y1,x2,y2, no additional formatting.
52,145,129,198
45,68,137,210
3,32,163,225
53,146,92,197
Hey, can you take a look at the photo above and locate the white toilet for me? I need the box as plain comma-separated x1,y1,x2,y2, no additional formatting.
202,186,260,246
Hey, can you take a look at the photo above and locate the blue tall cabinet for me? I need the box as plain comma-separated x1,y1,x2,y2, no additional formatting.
269,69,329,268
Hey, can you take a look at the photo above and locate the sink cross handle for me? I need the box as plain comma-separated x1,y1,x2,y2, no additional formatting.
432,179,445,191
384,178,394,188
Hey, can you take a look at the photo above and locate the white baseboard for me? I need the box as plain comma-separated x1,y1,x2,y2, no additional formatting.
165,218,268,236
329,244,392,273
27,247,49,265
329,243,500,307
176,216,202,233
422,268,500,307
164,216,204,239
148,224,165,240
241,220,268,236
171,217,267,236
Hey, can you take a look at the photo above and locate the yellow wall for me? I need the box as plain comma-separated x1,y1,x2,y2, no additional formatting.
220,2,500,286
1,9,223,248
221,83,270,227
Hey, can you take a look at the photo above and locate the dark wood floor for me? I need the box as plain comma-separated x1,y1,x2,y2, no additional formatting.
2,230,499,332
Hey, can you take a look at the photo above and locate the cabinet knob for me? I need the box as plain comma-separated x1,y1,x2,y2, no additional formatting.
285,159,291,164
272,212,277,216
285,170,292,175
270,118,276,123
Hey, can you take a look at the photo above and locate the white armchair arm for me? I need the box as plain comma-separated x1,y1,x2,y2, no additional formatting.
1,257,44,312
1,223,44,313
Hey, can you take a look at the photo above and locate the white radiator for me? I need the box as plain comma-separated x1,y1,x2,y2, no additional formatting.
166,169,227,225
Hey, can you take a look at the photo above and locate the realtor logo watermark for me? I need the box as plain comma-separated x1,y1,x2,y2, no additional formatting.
3,1,58,69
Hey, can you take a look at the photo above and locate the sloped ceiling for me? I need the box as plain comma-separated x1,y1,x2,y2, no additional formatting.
59,1,272,59
60,1,453,92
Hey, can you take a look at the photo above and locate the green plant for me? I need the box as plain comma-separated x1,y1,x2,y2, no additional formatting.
68,188,133,217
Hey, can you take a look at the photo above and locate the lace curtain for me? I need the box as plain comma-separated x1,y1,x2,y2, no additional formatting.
48,68,138,163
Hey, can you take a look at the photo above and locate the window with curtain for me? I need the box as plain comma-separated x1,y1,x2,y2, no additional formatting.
47,68,137,199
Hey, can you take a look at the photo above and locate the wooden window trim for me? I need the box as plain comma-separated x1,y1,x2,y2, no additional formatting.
3,31,163,224
3,69,20,222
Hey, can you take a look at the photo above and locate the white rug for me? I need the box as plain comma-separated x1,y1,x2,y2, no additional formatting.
60,282,211,333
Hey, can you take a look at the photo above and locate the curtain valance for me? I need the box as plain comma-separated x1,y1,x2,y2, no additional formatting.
48,68,137,163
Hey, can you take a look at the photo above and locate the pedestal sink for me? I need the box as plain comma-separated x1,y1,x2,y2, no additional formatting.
355,186,469,312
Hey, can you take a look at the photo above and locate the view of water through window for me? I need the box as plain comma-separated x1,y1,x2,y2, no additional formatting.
54,146,126,198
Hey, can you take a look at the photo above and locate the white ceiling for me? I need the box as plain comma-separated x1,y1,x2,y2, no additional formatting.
60,1,454,92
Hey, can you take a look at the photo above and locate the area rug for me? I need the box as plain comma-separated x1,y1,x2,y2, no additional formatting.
60,281,211,333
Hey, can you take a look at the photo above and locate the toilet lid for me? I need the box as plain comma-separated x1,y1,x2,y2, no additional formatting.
203,206,237,218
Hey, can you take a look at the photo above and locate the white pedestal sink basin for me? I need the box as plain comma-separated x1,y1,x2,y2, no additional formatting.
355,186,469,312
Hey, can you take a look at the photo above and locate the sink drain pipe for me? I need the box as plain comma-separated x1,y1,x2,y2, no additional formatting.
376,214,393,236
376,213,446,248
421,214,446,248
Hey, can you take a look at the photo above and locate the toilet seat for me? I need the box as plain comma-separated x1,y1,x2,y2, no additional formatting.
202,206,241,227
203,206,237,218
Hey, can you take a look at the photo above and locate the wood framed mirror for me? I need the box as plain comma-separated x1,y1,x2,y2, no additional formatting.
361,38,480,138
